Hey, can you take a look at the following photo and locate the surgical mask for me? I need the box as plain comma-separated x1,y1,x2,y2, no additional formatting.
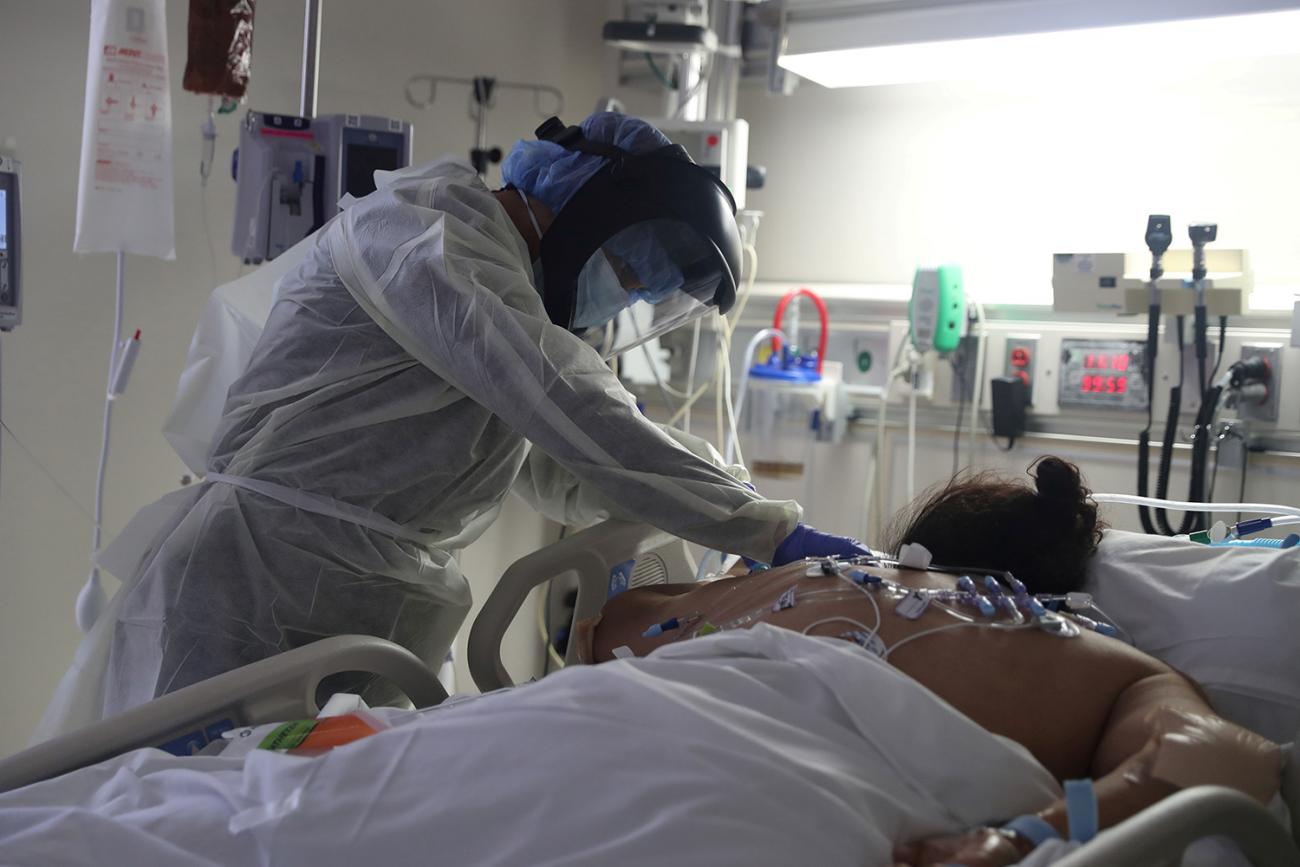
572,253,632,330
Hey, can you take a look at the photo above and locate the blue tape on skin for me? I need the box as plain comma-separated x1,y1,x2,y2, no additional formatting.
1002,814,1061,848
1064,778,1099,843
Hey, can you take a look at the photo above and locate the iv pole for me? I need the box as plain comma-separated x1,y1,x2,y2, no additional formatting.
300,0,321,119
403,74,564,179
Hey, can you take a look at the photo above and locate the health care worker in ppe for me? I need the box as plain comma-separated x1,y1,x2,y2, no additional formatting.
37,112,866,737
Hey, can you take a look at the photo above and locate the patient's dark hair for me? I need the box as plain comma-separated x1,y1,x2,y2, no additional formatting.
883,456,1105,595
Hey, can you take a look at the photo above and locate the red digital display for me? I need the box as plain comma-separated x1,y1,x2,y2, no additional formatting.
1078,351,1132,396
1083,353,1130,372
1080,374,1128,394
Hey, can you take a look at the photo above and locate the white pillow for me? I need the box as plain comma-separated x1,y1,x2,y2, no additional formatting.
1084,529,1300,742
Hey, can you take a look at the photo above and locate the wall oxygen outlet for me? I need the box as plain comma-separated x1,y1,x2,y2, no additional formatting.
1236,344,1283,423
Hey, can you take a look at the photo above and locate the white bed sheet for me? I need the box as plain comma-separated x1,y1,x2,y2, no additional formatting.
1,625,1060,867
1085,530,1300,742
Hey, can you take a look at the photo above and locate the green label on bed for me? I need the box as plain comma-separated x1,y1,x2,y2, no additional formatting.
258,720,316,751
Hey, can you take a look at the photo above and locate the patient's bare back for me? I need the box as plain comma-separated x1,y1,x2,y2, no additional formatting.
592,561,1169,780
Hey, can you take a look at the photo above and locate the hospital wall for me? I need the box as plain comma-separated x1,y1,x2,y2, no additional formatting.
737,55,1300,309
0,2,610,757
722,56,1300,537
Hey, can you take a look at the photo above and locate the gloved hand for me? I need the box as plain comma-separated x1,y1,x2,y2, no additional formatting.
771,523,871,567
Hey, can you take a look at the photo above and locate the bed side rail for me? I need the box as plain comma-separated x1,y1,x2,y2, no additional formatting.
468,519,676,693
0,635,445,794
1052,785,1299,867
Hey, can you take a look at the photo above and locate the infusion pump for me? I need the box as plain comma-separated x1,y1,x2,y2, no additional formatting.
653,118,749,209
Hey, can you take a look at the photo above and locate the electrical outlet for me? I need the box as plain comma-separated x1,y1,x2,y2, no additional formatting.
1237,344,1283,423
1004,335,1040,405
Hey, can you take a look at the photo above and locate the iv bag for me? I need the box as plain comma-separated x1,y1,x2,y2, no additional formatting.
74,0,175,259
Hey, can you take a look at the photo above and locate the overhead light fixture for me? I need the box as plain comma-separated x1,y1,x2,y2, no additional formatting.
778,0,1300,88
603,21,718,55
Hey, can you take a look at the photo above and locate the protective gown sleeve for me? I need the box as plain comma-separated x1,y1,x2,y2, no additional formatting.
512,423,754,529
327,172,800,563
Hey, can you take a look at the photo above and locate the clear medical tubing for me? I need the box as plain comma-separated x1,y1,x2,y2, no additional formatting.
725,327,786,466
78,251,126,634
967,297,987,469
771,288,828,374
1092,492,1300,519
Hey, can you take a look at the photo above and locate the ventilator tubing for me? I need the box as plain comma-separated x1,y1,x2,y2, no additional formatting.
1093,493,1300,520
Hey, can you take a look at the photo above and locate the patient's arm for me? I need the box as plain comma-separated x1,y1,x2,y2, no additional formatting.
891,670,1282,867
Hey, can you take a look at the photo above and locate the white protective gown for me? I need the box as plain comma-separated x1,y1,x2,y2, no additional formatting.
37,159,799,739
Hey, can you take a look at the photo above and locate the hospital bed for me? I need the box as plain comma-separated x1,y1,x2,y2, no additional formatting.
2,519,1298,867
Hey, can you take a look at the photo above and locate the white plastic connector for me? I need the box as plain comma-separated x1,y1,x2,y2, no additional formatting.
897,542,933,570
1065,592,1093,609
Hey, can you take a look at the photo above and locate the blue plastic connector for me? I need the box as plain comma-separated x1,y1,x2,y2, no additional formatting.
847,569,882,586
1072,614,1118,637
641,617,681,638
1233,517,1274,538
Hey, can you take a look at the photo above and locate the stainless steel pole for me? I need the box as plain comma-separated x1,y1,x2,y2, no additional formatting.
300,0,322,118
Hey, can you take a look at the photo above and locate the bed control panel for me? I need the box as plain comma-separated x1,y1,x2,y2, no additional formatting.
1058,338,1149,410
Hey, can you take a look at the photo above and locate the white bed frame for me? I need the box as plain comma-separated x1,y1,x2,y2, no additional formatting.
2,519,1297,866
0,634,446,794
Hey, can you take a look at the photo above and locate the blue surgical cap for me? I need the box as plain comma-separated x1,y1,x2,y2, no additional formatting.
501,112,673,216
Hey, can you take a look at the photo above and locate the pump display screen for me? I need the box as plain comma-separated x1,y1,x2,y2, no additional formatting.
1058,339,1148,409
0,188,7,252
344,144,401,198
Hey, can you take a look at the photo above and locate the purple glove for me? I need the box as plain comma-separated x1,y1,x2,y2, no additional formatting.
771,523,871,567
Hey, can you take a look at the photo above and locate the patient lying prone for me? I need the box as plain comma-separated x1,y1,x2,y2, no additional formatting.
579,457,1284,866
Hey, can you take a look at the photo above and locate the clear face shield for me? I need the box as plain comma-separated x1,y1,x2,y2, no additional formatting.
572,218,725,359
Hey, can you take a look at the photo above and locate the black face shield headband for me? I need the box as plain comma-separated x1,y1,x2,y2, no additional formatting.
529,116,741,332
